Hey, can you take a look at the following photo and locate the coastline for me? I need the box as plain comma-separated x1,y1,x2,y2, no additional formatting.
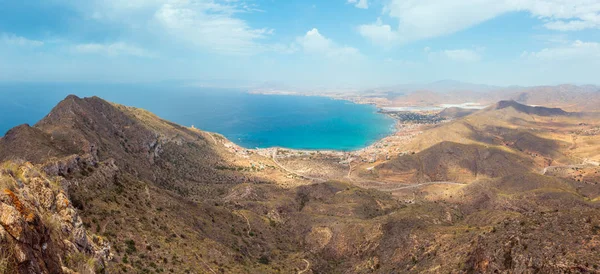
208,92,431,173
243,90,442,153
242,90,401,153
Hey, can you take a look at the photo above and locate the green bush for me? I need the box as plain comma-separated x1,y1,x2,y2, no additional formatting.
125,239,137,254
258,255,270,265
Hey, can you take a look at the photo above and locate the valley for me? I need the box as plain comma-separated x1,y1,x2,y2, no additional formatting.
1,94,600,273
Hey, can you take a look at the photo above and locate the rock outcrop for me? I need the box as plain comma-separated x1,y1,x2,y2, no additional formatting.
0,161,111,273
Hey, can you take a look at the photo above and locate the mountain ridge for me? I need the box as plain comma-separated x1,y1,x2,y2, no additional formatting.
486,100,570,116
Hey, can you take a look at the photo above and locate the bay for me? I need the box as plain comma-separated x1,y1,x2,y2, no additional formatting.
0,83,395,151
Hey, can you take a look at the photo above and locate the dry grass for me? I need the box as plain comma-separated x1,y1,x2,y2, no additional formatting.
41,213,63,242
0,176,15,193
0,161,20,174
0,246,15,274
64,252,97,274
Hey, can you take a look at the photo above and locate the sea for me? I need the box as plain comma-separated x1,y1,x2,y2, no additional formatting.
0,83,395,151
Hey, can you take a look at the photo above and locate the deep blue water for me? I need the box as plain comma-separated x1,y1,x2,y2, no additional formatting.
0,83,395,151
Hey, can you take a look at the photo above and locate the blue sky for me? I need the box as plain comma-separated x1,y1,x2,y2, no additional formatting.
0,0,599,88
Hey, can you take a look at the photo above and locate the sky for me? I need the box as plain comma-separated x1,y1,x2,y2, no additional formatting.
0,0,599,88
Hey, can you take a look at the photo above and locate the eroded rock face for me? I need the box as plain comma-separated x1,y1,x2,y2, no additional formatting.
42,153,98,179
0,161,111,274
0,202,26,240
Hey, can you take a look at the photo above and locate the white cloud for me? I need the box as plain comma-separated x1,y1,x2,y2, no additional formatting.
154,2,272,55
544,20,598,31
359,0,600,47
521,40,600,61
296,28,360,58
442,49,482,62
347,0,369,9
1,33,44,47
428,47,484,62
74,42,155,58
358,18,398,47
383,58,420,67
60,0,273,56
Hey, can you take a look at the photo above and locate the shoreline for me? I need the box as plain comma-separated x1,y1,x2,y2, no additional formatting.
241,90,454,154
213,91,461,174
212,112,426,170
239,91,403,154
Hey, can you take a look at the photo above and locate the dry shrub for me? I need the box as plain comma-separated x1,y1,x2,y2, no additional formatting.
0,177,16,193
0,162,19,177
0,245,16,274
41,213,63,242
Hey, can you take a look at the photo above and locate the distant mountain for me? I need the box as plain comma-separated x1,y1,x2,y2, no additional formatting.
422,79,501,92
382,80,501,94
508,84,600,111
487,100,570,116
379,83,600,112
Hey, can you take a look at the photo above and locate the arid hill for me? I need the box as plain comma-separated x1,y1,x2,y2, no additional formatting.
487,100,570,116
370,141,535,184
385,100,597,167
1,95,600,273
437,107,478,119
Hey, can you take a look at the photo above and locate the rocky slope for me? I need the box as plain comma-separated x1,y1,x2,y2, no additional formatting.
1,95,599,273
0,161,110,273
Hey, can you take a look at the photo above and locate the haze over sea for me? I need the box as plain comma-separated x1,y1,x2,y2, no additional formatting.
0,83,394,151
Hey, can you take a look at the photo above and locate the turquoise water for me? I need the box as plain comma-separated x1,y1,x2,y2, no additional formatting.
0,83,395,151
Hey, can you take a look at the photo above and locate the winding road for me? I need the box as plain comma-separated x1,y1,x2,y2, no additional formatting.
298,259,311,274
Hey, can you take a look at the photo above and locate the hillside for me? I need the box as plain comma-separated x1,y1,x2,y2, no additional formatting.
354,100,600,193
0,95,313,273
370,141,535,184
384,101,599,167
1,95,600,273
